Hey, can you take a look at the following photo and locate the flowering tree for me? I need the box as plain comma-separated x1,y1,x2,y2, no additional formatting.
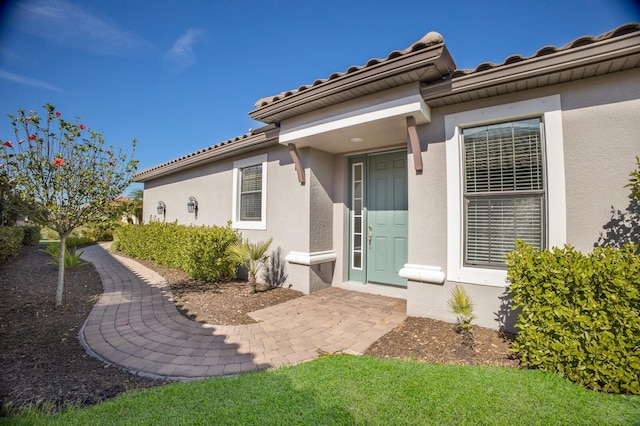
0,104,138,306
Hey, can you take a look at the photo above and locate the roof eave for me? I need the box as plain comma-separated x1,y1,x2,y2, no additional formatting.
421,29,640,107
133,131,279,183
250,43,453,124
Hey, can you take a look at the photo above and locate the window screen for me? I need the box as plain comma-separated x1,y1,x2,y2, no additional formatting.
462,118,545,267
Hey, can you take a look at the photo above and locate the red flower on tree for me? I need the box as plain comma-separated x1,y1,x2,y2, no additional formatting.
53,157,65,166
3,141,12,148
55,112,61,117
78,124,86,130
29,134,36,140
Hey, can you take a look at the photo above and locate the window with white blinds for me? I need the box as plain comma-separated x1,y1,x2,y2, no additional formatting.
462,118,545,267
240,165,262,220
232,153,267,230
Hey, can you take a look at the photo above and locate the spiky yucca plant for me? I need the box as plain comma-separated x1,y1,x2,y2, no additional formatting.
227,237,273,293
447,284,477,348
265,247,288,288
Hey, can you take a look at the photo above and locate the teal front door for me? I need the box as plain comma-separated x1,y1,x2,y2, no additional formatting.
349,151,408,287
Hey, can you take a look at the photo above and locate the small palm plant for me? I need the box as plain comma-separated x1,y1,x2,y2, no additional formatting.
447,284,477,349
227,237,273,293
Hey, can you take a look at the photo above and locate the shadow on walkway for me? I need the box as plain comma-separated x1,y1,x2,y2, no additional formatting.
79,244,406,381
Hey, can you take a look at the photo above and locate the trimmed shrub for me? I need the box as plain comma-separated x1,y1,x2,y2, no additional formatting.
115,221,240,282
506,241,640,394
20,225,41,246
0,226,24,262
40,227,59,241
183,225,240,282
66,236,95,248
91,228,115,242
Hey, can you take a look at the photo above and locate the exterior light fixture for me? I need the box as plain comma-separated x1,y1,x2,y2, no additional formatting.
157,201,166,217
187,196,198,219
350,137,363,143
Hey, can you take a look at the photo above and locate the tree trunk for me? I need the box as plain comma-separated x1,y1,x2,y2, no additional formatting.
55,234,67,307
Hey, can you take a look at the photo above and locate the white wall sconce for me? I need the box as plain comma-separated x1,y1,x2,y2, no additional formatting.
187,196,198,219
157,201,166,218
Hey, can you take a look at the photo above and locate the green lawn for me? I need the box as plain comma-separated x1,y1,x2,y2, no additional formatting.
5,355,639,425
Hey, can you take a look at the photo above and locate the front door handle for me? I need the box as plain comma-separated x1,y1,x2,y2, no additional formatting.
368,225,373,248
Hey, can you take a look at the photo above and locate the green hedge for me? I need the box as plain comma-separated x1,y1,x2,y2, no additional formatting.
506,241,640,394
20,225,41,246
0,226,25,262
114,221,239,282
66,236,95,248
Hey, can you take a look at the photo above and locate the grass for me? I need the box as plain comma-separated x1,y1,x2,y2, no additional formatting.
3,355,638,425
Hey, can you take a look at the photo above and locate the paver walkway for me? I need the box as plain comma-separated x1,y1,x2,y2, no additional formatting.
79,243,407,381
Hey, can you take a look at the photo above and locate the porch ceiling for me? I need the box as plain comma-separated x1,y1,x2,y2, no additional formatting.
279,92,431,154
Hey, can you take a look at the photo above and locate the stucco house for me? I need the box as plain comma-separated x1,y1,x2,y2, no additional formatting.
134,23,640,331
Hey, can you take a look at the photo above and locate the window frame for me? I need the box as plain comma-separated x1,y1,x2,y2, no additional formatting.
445,95,566,287
461,118,546,269
232,153,267,230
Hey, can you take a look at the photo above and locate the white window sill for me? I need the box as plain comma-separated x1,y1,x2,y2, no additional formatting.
448,266,508,288
232,220,266,231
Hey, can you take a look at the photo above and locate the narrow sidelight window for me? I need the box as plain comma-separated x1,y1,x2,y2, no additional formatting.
351,162,364,270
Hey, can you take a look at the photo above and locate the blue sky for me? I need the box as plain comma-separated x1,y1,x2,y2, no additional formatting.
1,0,638,194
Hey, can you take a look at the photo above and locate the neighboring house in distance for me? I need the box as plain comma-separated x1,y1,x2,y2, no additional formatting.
134,23,640,331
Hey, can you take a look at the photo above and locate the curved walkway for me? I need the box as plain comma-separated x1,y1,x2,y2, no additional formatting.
79,243,407,381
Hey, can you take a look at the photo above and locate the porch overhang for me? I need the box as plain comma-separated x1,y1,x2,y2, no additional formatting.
278,91,431,155
250,33,453,124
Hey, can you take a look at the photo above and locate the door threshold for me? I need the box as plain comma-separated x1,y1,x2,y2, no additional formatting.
335,281,407,300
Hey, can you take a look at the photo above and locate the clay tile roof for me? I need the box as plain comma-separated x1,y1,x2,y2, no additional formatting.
133,133,249,179
450,22,640,78
253,31,444,109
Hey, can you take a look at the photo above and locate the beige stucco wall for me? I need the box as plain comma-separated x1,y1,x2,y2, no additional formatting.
406,67,640,330
308,149,335,253
140,67,639,330
142,160,233,226
331,155,349,286
141,144,348,295
142,144,317,293
560,70,640,252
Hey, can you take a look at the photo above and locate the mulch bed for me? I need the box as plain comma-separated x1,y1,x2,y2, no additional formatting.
0,245,519,415
364,317,517,367
0,246,164,415
131,258,304,325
